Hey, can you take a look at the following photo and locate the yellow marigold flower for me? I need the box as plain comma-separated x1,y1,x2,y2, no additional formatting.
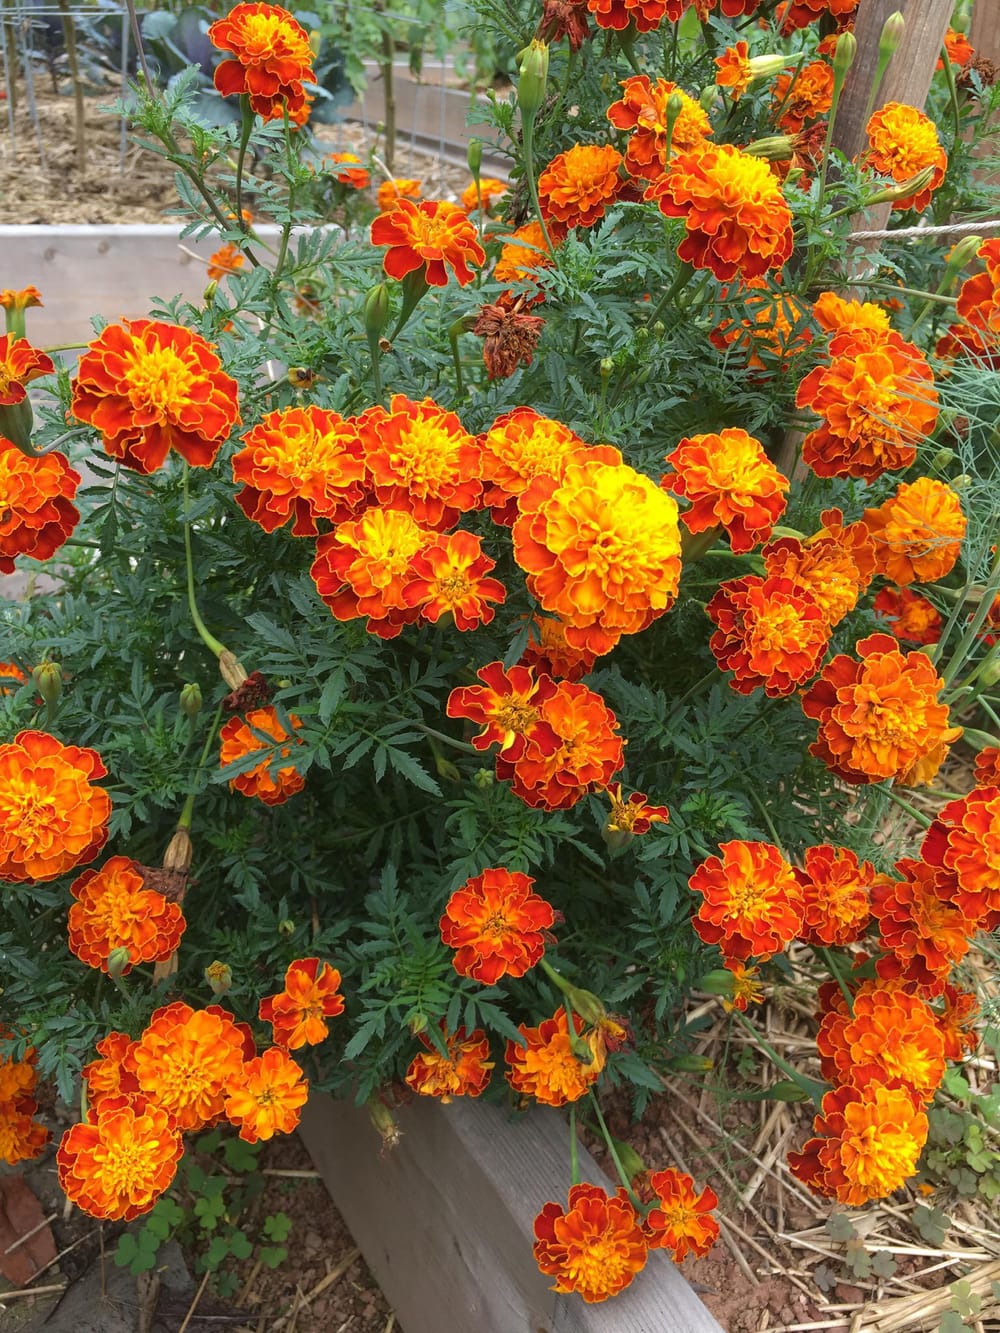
376,177,422,212
132,1001,249,1132
863,102,947,213
224,1046,309,1142
57,1098,183,1221
479,405,592,525
460,177,507,213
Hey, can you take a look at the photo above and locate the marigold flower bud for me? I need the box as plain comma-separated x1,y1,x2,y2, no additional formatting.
665,1053,714,1073
603,824,634,852
472,768,494,788
180,682,202,719
929,447,955,472
32,661,62,708
833,31,857,83
564,984,606,1027
364,283,390,341
945,235,983,273
467,137,483,181
368,1097,403,1151
697,969,737,997
408,1012,428,1034
600,357,614,378
749,53,793,80
879,12,905,63
744,135,795,161
106,946,131,980
612,1139,647,1184
699,86,717,112
163,827,193,875
518,40,549,119
218,649,248,692
287,366,317,390
205,960,232,995
866,164,936,205
203,279,218,304
278,918,295,936
765,1079,811,1102
982,661,1000,687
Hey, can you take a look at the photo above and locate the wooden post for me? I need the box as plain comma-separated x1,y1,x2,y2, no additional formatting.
969,0,1000,68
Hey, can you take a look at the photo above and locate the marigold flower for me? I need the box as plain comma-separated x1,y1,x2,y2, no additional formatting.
873,586,942,647
607,77,711,182
0,1035,38,1103
0,441,80,573
796,844,882,948
206,242,245,280
0,286,43,311
371,198,485,287
81,1031,141,1113
762,508,875,627
447,660,561,761
864,103,947,213
643,1168,719,1260
494,221,555,284
871,859,973,993
863,478,965,585
789,1083,928,1206
224,1046,308,1142
68,855,186,974
133,1002,250,1132
647,143,793,282
538,144,623,238
722,962,765,1013
376,177,421,212
0,660,26,692
219,705,305,805
402,529,506,630
938,27,974,70
440,867,555,983
519,616,597,681
772,61,834,134
709,279,812,370
604,783,668,837
57,1098,182,1221
0,1100,49,1164
538,0,591,50
973,747,1000,787
506,1007,599,1106
460,177,507,213
935,985,979,1062
209,2,315,124
324,151,369,189
473,293,545,381
497,680,624,811
232,405,366,536
921,785,1000,925
690,840,804,962
817,981,946,1103
533,1183,647,1303
513,453,682,657
358,394,482,530
0,333,54,406
587,0,673,32
715,42,751,99
662,428,788,553
312,507,435,638
405,1025,493,1102
779,0,858,32
478,406,591,526
813,291,893,353
939,239,1000,363
797,334,938,480
71,319,240,474
0,729,110,883
707,575,829,698
259,957,345,1050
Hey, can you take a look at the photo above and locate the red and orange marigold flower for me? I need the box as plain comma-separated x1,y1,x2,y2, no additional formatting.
646,144,793,282
606,77,711,182
533,1183,647,1304
506,1007,600,1107
519,615,597,682
232,406,367,536
706,575,829,698
324,151,369,189
81,1030,141,1114
817,981,946,1104
0,286,43,313
779,0,857,31
715,42,751,99
863,478,965,586
460,177,507,213
405,1025,494,1102
0,1036,48,1165
604,783,668,838
371,198,485,287
439,867,555,983
863,103,947,213
973,746,1000,787
57,1098,183,1221
709,279,813,370
376,177,421,212
802,633,961,787
68,856,186,974
493,221,556,285
873,586,942,647
478,407,591,526
588,0,679,32
402,529,506,631
447,660,560,761
71,319,240,474
871,859,974,993
772,61,834,135
921,785,1000,925
538,144,624,238
690,840,804,962
643,1168,719,1261
512,453,682,657
0,441,80,573
209,2,315,124
260,957,345,1050
219,705,304,805
662,428,788,553
312,507,434,638
132,1001,250,1132
0,730,110,883
795,843,882,948
762,508,876,627
206,242,245,280
224,1046,309,1142
0,333,54,405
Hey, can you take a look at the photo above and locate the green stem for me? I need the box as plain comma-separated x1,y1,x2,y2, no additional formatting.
881,784,933,830
540,956,574,998
179,702,224,828
449,323,465,399
589,1092,643,1208
521,116,554,257
941,547,1000,687
645,261,694,327
818,947,854,1014
235,97,254,236
182,466,227,660
413,722,478,755
748,788,784,852
730,1009,827,1104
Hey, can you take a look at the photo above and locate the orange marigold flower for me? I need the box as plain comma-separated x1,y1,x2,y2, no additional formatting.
371,198,485,287
874,586,942,647
604,782,668,837
460,177,507,213
57,1098,182,1220
789,1082,927,1206
662,428,788,552
796,844,881,948
447,660,561,761
133,1002,250,1132
512,453,682,657
219,705,305,805
538,144,623,239
938,27,974,70
761,521,875,630
690,840,804,962
0,660,26,692
81,1030,141,1113
405,1025,493,1102
232,405,366,536
802,633,961,787
0,441,80,573
813,291,893,354
817,981,946,1103
402,528,506,630
68,856,186,974
507,1008,599,1107
863,478,965,585
973,746,1000,787
71,319,240,474
722,961,765,1013
473,293,545,381
478,406,591,526
519,615,597,682
224,1046,308,1142
935,984,979,1062
646,144,793,282
0,1035,38,1103
493,220,556,284
533,1183,647,1303
259,957,345,1050
709,279,813,370
0,1100,49,1164
871,859,973,993
588,0,674,32
772,61,834,134
312,507,434,638
643,1168,719,1260
706,575,830,697
0,286,43,311
206,242,245,280
440,866,555,983
324,151,369,189
715,42,752,99
376,177,421,212
358,394,482,530
0,333,54,406
779,0,858,33
497,680,625,811
0,729,109,882
863,102,947,213
607,77,711,182
921,785,1000,925
209,2,315,124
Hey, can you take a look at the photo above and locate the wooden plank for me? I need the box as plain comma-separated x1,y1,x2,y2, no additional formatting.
299,1093,724,1333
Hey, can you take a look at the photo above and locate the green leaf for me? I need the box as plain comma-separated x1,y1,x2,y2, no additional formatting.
229,1229,253,1260
264,1212,292,1242
825,1213,857,1243
259,1245,287,1269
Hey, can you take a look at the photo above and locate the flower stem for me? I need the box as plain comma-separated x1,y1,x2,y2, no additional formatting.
818,947,855,1014
521,116,554,257
588,1092,643,1208
881,784,932,829
730,1009,827,1104
182,466,227,660
179,702,224,828
235,98,255,235
645,262,694,328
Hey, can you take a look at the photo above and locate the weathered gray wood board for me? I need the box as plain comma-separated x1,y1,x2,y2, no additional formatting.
299,1094,724,1333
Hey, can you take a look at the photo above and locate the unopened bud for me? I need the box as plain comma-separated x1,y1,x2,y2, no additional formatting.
408,1012,427,1035
203,279,219,304
599,357,614,379
288,365,317,390
833,30,857,84
765,1078,811,1102
980,660,1000,687
472,768,494,788
866,164,936,205
603,825,634,852
663,91,685,156
434,753,461,782
164,827,193,874
612,1139,647,1184
205,960,232,995
749,53,794,80
744,134,795,161
699,85,717,112
467,137,483,181
107,946,132,979
945,235,983,272
32,661,62,708
697,968,737,997
218,649,248,692
364,283,390,342
368,1097,403,1151
180,682,202,720
564,984,606,1027
665,1053,714,1073
518,40,550,120
879,11,905,63
929,447,955,472
308,28,321,58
